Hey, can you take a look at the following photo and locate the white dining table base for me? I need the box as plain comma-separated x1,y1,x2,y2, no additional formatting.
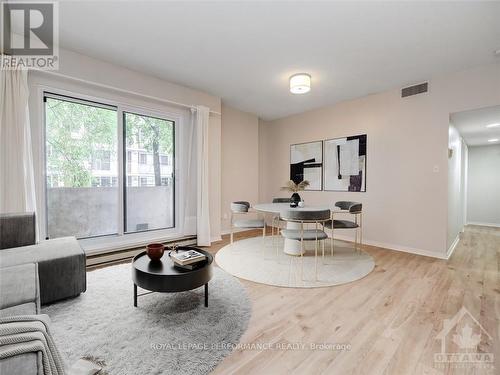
283,221,306,256
253,203,333,257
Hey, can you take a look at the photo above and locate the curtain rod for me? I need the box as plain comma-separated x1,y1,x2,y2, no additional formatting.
31,69,221,116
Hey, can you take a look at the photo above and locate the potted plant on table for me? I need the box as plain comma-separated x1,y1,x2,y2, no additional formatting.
281,180,309,207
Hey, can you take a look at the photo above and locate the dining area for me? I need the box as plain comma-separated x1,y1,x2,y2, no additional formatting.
215,194,374,288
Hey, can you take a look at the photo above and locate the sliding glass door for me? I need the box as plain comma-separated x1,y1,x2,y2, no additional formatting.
44,93,176,240
124,112,175,233
45,94,118,238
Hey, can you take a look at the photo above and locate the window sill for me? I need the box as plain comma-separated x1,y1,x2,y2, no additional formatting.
80,230,195,256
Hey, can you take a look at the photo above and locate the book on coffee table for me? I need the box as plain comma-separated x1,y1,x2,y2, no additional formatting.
170,249,206,266
173,261,206,271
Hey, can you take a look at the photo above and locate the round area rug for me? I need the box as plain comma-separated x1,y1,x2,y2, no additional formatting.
42,264,251,375
216,236,375,288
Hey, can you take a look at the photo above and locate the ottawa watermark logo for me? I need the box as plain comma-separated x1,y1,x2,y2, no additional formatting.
434,306,494,371
1,1,59,70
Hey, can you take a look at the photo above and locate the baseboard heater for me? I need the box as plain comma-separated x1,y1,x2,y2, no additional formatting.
86,235,197,268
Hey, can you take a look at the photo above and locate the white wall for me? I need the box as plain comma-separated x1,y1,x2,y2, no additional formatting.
447,124,467,252
221,104,260,232
259,63,500,258
28,48,222,245
467,144,500,227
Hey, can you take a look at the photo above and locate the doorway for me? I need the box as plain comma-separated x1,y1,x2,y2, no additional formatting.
447,105,500,254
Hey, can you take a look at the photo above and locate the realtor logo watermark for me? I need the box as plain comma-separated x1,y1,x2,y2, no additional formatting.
1,1,59,69
150,341,352,352
434,306,494,370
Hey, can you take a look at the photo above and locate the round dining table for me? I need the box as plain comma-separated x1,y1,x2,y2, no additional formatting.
253,202,339,256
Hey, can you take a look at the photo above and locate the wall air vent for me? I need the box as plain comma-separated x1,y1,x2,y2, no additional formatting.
401,82,428,98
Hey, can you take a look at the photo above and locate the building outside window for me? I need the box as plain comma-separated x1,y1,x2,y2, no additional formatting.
44,93,175,240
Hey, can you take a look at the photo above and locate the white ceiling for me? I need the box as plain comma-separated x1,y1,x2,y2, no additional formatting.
50,2,500,119
451,106,500,146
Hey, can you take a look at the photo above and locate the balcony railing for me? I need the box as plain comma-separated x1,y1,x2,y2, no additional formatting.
46,186,174,239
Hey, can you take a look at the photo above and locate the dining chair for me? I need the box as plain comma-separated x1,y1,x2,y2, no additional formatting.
271,198,291,249
230,201,265,244
280,208,330,281
323,201,363,255
272,198,292,203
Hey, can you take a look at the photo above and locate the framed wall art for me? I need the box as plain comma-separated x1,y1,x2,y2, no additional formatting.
290,141,323,191
323,134,367,192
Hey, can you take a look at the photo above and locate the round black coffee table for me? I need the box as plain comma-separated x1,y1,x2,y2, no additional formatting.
132,247,213,307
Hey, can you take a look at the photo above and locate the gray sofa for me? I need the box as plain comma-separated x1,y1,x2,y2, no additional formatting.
0,213,87,374
0,213,87,305
0,263,43,374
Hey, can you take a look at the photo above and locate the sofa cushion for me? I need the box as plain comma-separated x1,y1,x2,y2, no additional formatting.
0,303,38,318
0,264,39,313
0,237,86,305
0,237,82,266
0,212,36,250
0,353,39,375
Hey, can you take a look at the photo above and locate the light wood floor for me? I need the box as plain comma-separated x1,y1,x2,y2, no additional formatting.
207,226,499,375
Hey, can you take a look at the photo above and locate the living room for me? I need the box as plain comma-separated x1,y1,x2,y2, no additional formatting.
1,1,499,374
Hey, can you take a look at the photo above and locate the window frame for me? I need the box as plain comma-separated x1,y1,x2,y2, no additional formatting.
160,155,169,165
123,110,176,234
41,89,182,252
92,150,112,171
44,92,119,238
139,153,147,164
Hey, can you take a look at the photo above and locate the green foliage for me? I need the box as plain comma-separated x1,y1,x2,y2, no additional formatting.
46,98,116,187
46,98,174,188
125,112,173,154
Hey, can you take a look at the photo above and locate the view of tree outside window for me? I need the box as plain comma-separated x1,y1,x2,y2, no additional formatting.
45,95,175,239
124,112,174,232
45,97,117,189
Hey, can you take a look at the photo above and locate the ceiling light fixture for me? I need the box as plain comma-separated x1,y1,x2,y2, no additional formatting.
290,73,311,94
488,138,499,142
486,123,500,128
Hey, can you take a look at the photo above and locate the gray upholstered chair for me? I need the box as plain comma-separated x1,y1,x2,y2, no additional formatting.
280,208,330,280
230,201,265,244
272,198,292,203
270,198,292,245
323,201,363,254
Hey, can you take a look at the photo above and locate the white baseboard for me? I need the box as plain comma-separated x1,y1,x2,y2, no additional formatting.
329,233,447,260
210,235,222,243
219,226,448,260
220,228,259,236
447,235,460,259
467,221,500,228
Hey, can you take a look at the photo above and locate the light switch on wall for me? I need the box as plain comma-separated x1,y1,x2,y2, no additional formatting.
433,165,440,173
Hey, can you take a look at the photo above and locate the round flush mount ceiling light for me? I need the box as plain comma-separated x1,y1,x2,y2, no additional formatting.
290,73,311,94
486,123,500,128
488,138,499,142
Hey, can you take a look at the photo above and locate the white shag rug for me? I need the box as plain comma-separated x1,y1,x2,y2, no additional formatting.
216,236,375,288
42,264,251,375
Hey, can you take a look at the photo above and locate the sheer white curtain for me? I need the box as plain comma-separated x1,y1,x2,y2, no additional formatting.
182,108,197,236
0,66,36,214
195,105,211,246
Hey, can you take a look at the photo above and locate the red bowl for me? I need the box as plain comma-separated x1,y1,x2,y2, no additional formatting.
146,243,165,261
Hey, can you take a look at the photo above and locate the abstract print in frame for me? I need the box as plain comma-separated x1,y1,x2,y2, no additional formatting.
290,141,323,191
323,134,367,192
